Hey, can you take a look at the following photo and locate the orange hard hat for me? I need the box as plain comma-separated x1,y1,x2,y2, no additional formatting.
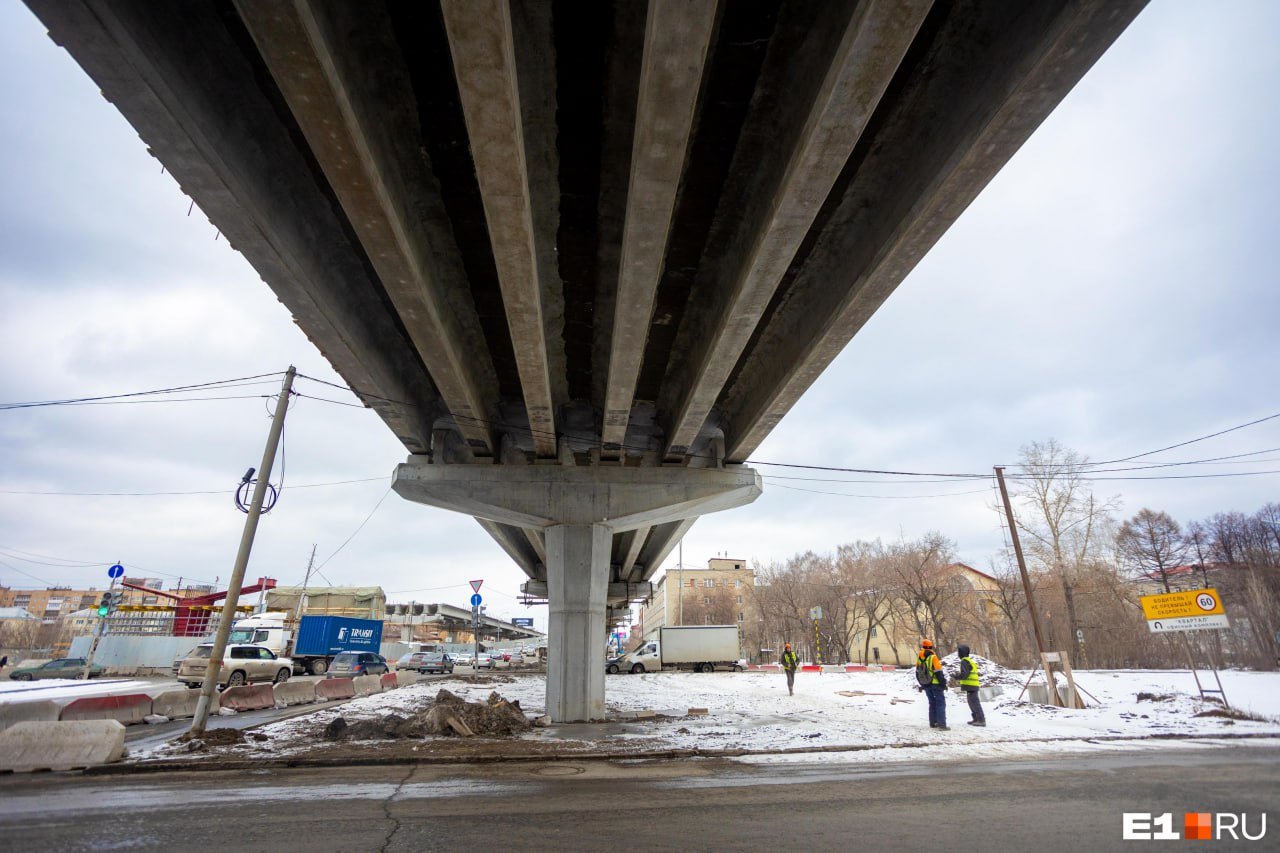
921,639,934,649
784,643,791,649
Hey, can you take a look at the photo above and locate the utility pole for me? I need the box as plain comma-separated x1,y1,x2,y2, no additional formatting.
294,544,317,622
994,466,1048,655
190,367,295,736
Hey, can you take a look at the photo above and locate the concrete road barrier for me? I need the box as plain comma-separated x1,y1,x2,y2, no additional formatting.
314,678,356,701
821,665,844,674
379,672,398,690
0,699,60,732
845,664,868,672
0,720,125,772
273,681,317,707
220,684,276,711
59,693,153,726
352,674,383,697
150,690,201,720
395,671,421,687
800,665,821,673
879,665,897,673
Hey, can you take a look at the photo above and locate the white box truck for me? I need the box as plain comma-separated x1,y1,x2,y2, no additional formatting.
606,625,743,674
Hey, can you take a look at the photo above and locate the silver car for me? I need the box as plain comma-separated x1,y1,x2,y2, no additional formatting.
177,643,292,688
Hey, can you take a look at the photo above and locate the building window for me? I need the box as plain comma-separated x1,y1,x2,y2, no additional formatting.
14,596,30,609
870,627,878,638
735,579,742,588
736,596,743,604
703,615,712,625
735,563,742,570
687,579,695,587
703,596,711,605
737,612,744,622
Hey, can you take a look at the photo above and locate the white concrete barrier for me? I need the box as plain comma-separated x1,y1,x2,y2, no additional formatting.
0,700,60,732
151,689,201,720
0,720,125,772
395,671,422,687
273,680,317,706
352,674,383,697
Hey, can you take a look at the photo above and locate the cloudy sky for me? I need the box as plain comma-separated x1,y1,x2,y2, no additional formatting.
1,1,1277,631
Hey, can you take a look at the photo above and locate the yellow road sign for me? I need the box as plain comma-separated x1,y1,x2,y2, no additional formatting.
1140,588,1224,621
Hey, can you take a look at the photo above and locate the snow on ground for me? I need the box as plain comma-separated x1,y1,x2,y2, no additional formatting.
0,678,166,705
228,668,1280,765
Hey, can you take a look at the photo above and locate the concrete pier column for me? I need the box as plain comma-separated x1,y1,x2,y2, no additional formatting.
544,524,611,721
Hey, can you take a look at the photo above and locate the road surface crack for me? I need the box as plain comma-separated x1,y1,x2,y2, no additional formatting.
379,766,415,852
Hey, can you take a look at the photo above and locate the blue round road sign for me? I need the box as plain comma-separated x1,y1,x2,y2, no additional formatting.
470,593,482,607
108,564,124,579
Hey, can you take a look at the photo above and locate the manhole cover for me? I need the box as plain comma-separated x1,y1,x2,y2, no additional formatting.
531,765,586,777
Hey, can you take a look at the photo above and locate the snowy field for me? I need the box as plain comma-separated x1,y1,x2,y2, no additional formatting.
209,667,1280,766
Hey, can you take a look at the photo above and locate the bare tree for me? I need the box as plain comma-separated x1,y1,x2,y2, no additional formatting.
1116,509,1188,593
1012,438,1118,665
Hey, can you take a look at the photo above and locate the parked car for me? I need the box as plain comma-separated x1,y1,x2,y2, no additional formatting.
177,643,292,688
396,651,453,674
326,651,389,678
475,653,495,670
7,658,104,681
454,653,474,667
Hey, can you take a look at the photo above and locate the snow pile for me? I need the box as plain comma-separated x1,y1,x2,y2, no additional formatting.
321,689,532,741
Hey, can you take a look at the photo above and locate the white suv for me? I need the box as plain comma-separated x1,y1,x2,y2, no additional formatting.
177,643,293,688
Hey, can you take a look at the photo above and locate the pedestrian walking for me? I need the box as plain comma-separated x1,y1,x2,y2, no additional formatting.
957,644,986,726
781,643,799,695
0,655,7,669
915,639,949,730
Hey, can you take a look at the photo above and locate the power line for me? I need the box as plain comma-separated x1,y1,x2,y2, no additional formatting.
0,476,387,497
765,481,994,499
314,487,394,573
0,372,284,411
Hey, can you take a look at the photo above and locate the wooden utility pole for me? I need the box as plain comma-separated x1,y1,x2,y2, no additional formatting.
294,544,317,622
190,367,295,736
995,466,1048,654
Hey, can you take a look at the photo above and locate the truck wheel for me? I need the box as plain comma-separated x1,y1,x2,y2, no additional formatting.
733,664,744,672
227,670,247,687
274,668,290,684
630,663,645,674
308,659,328,676
606,664,619,674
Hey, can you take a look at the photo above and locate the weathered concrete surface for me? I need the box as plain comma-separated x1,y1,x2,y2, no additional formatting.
393,463,762,532
544,523,611,722
59,693,152,726
0,700,60,732
315,679,357,701
219,684,275,712
150,690,200,720
273,681,318,707
0,720,125,772
379,673,399,690
351,675,384,697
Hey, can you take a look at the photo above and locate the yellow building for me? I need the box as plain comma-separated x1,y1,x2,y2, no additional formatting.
848,563,1005,665
640,556,756,640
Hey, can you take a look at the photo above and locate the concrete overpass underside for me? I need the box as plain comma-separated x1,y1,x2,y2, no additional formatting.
28,0,1146,719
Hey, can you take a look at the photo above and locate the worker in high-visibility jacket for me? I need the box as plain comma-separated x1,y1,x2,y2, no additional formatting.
957,644,986,727
781,643,799,696
916,639,948,730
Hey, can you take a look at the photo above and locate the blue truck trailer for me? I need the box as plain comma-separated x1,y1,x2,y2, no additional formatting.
228,612,384,675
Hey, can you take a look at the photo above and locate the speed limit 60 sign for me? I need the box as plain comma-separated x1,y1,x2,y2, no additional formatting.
1140,588,1224,620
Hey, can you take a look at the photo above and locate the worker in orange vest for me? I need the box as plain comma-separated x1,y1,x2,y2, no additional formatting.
781,643,799,695
915,639,949,730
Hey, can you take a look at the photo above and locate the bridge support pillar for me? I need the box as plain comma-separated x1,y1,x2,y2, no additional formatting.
545,523,610,722
391,462,762,721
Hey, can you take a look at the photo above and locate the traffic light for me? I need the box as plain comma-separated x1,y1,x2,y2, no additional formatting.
97,593,111,617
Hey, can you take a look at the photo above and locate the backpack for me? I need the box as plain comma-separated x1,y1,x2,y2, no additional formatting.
915,657,935,688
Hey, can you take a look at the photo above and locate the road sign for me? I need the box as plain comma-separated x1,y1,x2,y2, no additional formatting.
470,593,482,607
107,564,124,579
511,617,534,627
809,606,822,621
1147,614,1230,633
1140,588,1224,621
1075,628,1084,641
469,579,483,593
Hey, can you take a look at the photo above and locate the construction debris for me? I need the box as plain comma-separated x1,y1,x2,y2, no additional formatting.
320,689,532,742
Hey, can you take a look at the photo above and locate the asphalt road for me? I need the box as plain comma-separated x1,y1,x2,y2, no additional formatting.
0,743,1274,852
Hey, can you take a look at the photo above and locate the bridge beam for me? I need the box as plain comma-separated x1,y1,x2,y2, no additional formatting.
392,463,760,720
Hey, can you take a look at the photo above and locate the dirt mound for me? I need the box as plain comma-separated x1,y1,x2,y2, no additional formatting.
321,689,532,742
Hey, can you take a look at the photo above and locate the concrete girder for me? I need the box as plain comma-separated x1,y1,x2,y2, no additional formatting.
392,464,761,533
474,519,541,578
237,1,499,456
662,0,929,457
630,517,698,584
25,0,441,453
442,0,557,458
618,525,650,581
721,0,1149,461
600,0,717,451
521,581,654,604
